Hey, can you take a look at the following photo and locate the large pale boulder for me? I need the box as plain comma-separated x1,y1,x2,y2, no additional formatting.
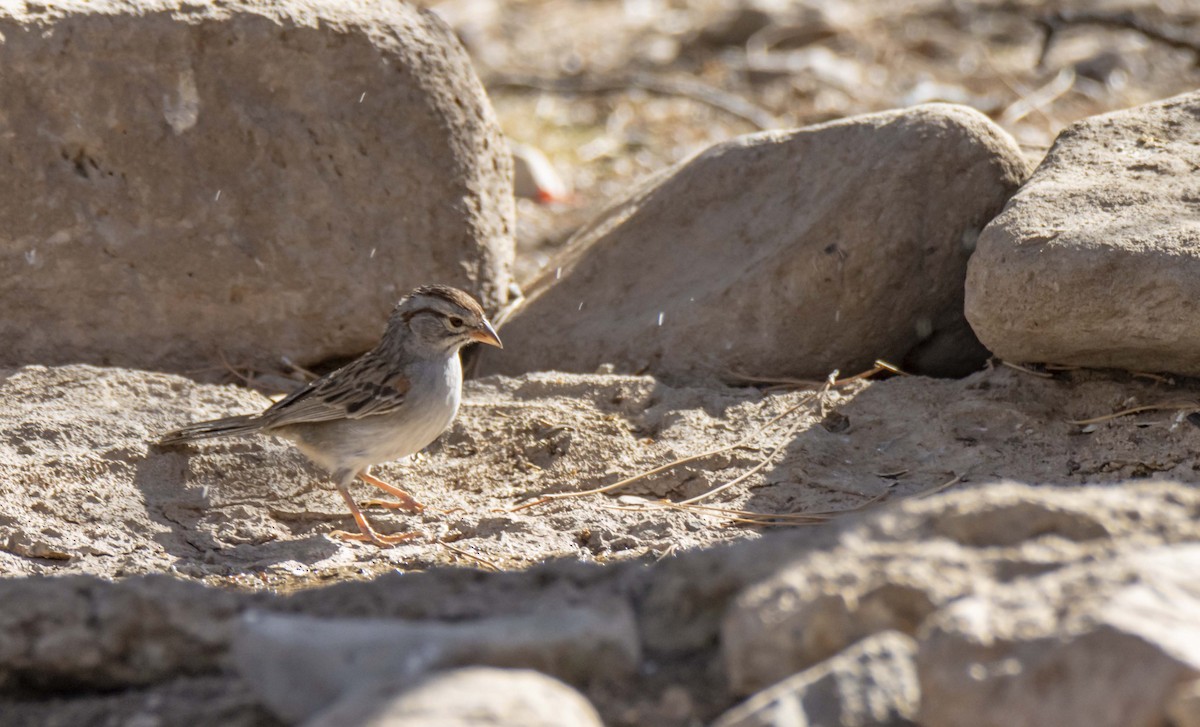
484,104,1027,382
718,482,1193,695
965,90,1200,374
0,0,513,372
918,545,1200,727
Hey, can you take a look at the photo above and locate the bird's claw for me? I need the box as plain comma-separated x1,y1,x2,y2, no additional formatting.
361,497,426,513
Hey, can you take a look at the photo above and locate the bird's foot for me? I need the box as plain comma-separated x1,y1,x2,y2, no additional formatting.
358,472,426,513
361,494,425,513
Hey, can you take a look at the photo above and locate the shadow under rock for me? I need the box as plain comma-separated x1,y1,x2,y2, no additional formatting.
741,366,1200,522
133,446,341,571
739,369,1030,521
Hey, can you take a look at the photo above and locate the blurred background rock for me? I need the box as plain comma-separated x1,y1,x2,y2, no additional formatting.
422,0,1200,282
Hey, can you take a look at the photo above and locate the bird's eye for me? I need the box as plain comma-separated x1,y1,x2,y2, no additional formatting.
446,316,465,330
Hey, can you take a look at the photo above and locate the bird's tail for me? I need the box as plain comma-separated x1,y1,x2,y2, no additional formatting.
156,414,262,447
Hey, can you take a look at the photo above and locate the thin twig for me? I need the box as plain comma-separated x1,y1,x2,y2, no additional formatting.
998,68,1075,126
1036,9,1200,67
677,408,809,505
668,486,893,526
280,355,319,382
918,475,963,498
660,501,830,523
1131,371,1175,384
1068,402,1199,426
216,349,257,386
508,393,817,512
486,71,781,130
439,540,501,571
728,360,906,389
999,360,1055,378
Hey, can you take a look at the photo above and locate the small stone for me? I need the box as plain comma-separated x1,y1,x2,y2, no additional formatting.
303,667,603,727
713,631,919,727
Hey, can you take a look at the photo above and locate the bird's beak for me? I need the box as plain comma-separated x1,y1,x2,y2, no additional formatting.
470,320,503,349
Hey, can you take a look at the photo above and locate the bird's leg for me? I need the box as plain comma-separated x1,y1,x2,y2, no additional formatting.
329,482,418,547
358,470,426,513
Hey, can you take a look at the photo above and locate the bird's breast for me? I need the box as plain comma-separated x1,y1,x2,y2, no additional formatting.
360,355,462,466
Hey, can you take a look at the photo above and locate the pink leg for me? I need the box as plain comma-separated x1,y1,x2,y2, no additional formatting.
358,471,426,513
328,484,419,547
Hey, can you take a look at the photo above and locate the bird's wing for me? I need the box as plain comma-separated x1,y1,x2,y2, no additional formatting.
259,352,411,428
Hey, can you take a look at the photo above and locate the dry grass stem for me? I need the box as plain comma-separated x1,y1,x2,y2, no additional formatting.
508,391,821,512
1131,371,1175,384
216,349,258,387
918,474,963,498
668,486,894,527
439,540,501,571
488,71,781,130
999,68,1074,126
676,410,808,505
728,360,907,389
999,360,1055,378
511,372,854,515
1068,402,1200,426
279,355,319,381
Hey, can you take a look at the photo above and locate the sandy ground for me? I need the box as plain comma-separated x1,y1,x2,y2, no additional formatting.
4,362,1199,591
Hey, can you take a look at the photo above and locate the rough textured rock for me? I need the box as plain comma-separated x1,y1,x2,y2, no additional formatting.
0,676,276,727
304,667,604,727
0,0,513,372
719,482,1200,695
3,481,1200,724
712,631,918,727
1168,679,1200,727
484,104,1027,382
0,575,239,690
235,603,639,722
917,545,1200,727
965,90,1200,375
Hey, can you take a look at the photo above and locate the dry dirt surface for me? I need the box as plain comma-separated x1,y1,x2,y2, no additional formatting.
4,362,1200,587
6,1,1200,725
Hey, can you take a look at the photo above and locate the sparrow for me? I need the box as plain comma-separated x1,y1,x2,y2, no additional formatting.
158,284,502,547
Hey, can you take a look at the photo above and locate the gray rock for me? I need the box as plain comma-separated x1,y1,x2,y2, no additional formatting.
965,89,1200,375
720,540,959,696
719,481,1196,695
234,602,639,722
0,676,270,727
3,478,1200,724
712,631,918,727
918,545,1200,727
0,0,513,373
304,667,603,727
483,104,1026,383
1168,679,1200,727
0,575,238,690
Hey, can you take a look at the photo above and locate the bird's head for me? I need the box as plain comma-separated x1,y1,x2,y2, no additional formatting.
387,284,502,355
